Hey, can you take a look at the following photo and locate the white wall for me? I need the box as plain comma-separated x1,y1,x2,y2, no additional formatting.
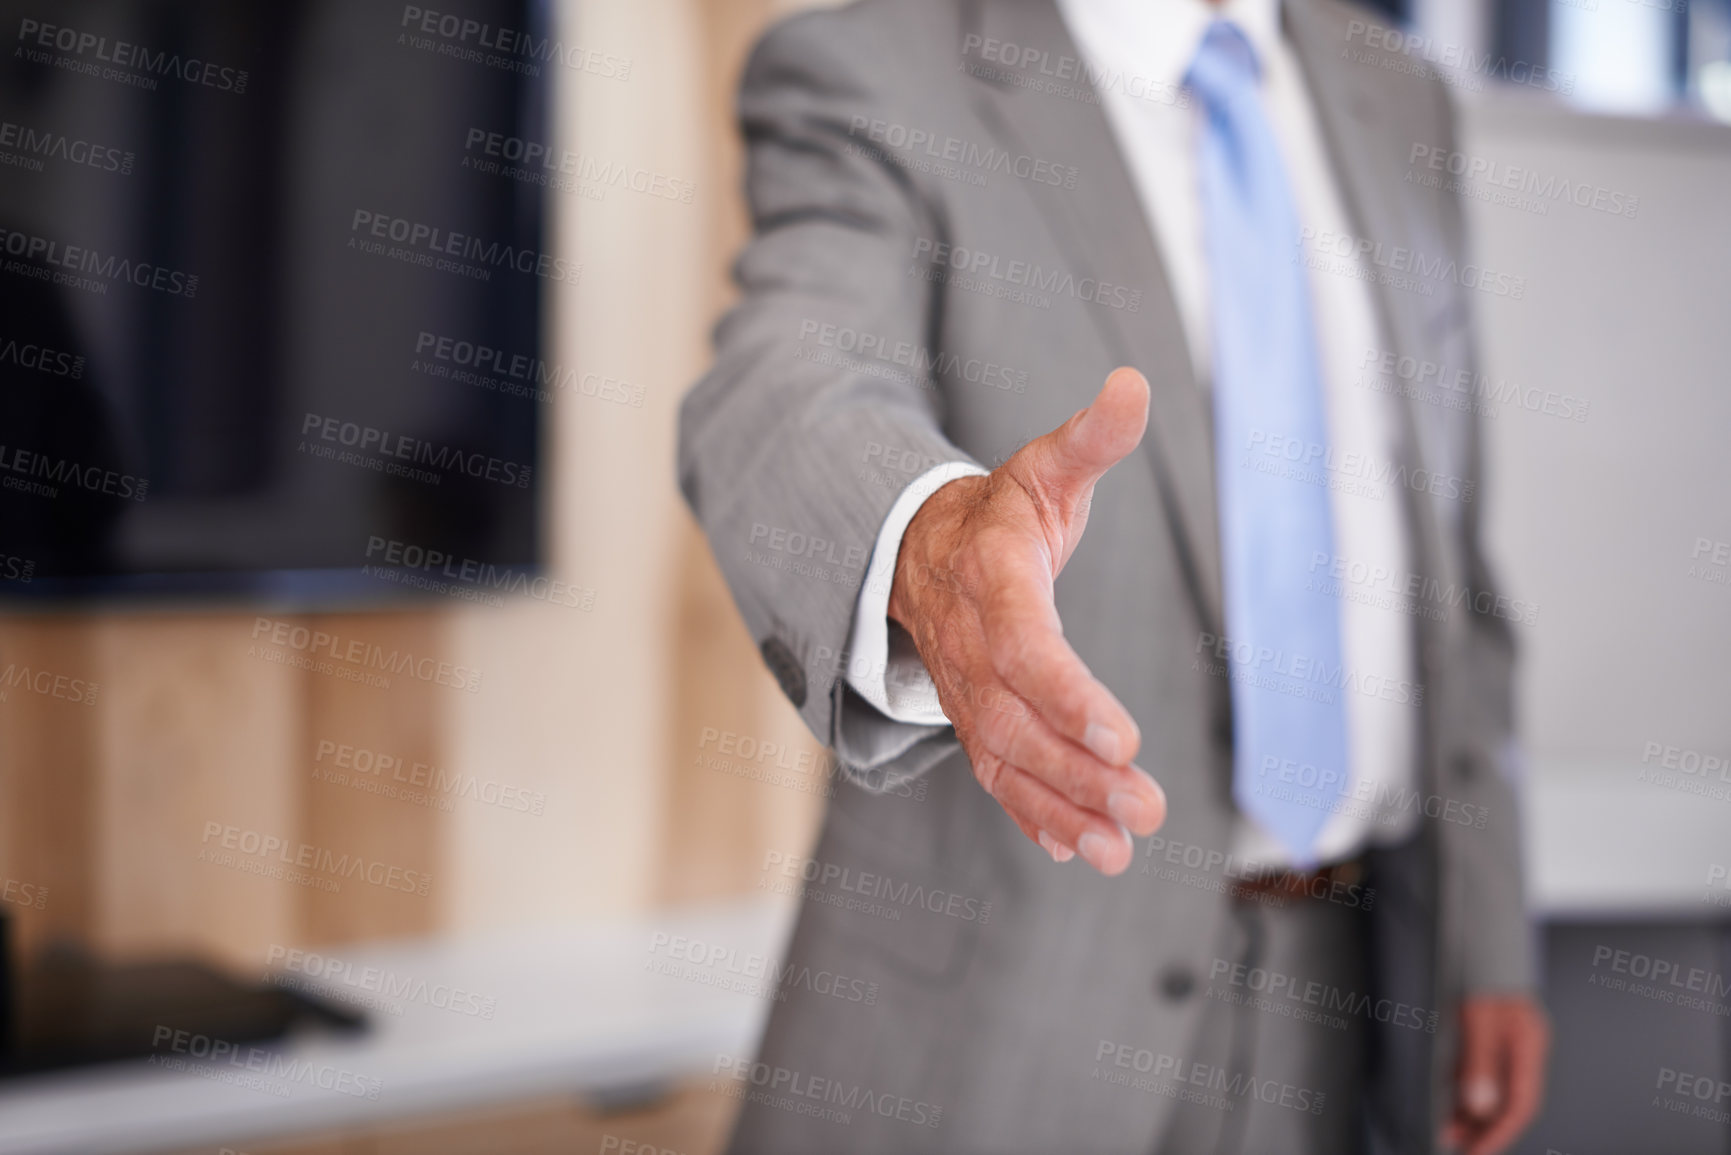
1460,93,1731,913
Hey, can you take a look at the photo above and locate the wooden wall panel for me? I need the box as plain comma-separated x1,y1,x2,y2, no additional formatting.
89,612,302,968
296,612,446,946
0,616,100,960
0,608,447,974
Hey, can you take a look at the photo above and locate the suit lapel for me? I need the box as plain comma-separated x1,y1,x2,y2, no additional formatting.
1283,0,1472,572
954,0,1476,636
958,0,1225,638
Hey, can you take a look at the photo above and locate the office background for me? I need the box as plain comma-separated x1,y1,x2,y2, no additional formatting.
0,0,1727,1152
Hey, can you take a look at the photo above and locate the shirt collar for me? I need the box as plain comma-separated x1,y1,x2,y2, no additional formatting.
1055,0,1283,95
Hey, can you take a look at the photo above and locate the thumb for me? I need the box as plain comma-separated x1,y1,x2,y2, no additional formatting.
1005,367,1150,528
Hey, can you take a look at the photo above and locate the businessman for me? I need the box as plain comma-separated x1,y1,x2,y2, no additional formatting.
679,0,1547,1151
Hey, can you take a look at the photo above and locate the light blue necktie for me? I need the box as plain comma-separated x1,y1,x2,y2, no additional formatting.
1186,21,1349,868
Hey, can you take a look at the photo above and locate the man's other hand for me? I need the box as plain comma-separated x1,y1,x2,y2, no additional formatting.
1442,995,1551,1155
887,367,1163,875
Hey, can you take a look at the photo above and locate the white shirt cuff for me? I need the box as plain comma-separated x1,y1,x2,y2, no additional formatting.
845,461,989,725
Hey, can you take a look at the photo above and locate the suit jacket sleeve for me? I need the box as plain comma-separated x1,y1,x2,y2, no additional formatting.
676,11,974,789
1430,85,1537,996
1442,469,1539,996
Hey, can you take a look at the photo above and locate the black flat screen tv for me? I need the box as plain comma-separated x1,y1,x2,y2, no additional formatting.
0,0,552,604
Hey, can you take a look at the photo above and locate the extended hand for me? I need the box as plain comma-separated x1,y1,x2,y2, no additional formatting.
887,368,1164,875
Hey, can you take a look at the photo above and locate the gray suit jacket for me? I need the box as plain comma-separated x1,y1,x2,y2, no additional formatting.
678,1,1535,1151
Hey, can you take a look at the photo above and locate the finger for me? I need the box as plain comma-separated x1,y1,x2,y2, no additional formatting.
1000,799,1043,849
922,564,1140,864
983,781,1060,860
1036,830,1076,863
1467,1016,1549,1155
989,762,1134,875
965,746,1081,862
977,548,1141,767
970,689,1165,835
1007,808,1077,865
1003,367,1150,534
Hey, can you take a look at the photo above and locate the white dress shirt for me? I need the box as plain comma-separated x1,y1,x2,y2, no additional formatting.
844,0,1420,867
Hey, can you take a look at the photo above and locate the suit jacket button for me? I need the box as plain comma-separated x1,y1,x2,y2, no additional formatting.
760,637,806,708
1452,752,1477,781
1158,965,1195,1001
